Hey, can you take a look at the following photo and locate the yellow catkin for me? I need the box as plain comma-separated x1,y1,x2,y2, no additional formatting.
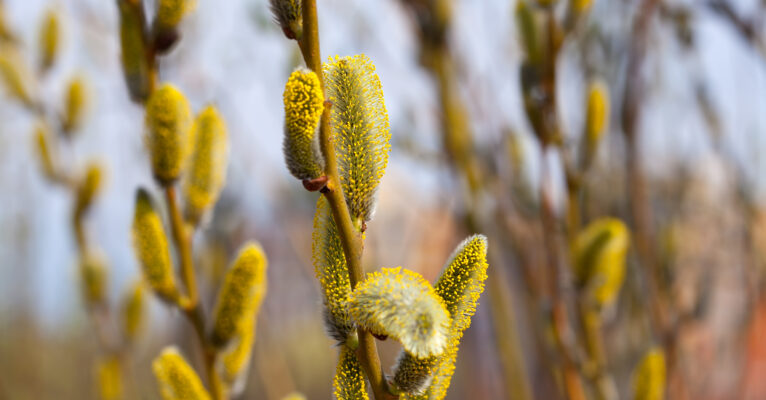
122,281,146,341
269,0,302,39
97,355,123,400
218,317,256,396
0,46,33,106
182,105,228,224
79,249,108,306
155,0,195,30
144,84,193,184
324,55,391,222
585,81,609,146
281,393,307,400
38,9,59,72
312,196,353,342
211,242,268,346
75,161,103,217
333,346,369,400
152,347,212,400
348,267,451,359
633,347,666,400
572,0,593,13
63,75,87,133
395,235,489,397
34,124,56,181
132,188,178,301
118,0,150,102
572,218,629,307
282,67,325,181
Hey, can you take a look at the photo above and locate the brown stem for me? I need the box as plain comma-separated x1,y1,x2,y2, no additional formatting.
298,1,392,398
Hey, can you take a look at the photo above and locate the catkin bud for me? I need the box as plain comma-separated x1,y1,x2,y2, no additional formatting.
211,242,268,347
38,9,60,72
97,355,123,400
79,249,108,307
152,347,212,400
182,105,228,224
633,347,666,400
218,317,256,396
121,281,146,342
132,188,178,301
348,267,451,359
269,0,302,40
572,218,629,307
324,55,391,223
144,84,193,185
334,346,369,400
62,75,87,134
0,46,34,106
118,0,150,102
34,124,56,181
313,196,354,342
585,81,609,147
393,235,489,395
155,0,195,31
74,161,103,218
282,68,325,181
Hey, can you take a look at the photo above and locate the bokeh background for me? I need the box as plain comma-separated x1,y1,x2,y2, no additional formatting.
1,0,766,399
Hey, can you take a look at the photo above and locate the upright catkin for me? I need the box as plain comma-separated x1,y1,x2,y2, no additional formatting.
218,317,257,395
117,0,150,102
63,75,87,133
211,242,268,346
144,84,193,184
121,281,146,341
132,188,177,301
79,249,108,306
585,81,609,146
33,124,56,181
97,355,124,400
152,347,212,400
155,0,195,31
333,346,369,400
324,54,391,222
633,347,666,400
38,9,59,72
282,67,325,181
182,105,229,224
572,218,630,306
74,162,103,217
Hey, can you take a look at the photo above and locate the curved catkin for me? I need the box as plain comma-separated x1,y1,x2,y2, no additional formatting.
117,0,149,102
282,67,325,181
348,267,451,359
122,281,146,341
79,250,108,306
218,317,256,396
585,81,609,146
324,55,391,222
182,105,228,224
312,196,353,342
333,346,369,400
97,356,123,400
152,347,211,400
155,0,195,30
63,75,87,133
394,235,489,396
75,162,103,217
572,218,629,307
633,347,666,400
132,188,178,301
269,0,302,40
144,84,193,184
38,9,59,72
211,243,268,347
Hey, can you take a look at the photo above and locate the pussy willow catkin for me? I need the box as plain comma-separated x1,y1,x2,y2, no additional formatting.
132,188,178,301
152,347,212,400
572,218,630,307
334,346,369,400
282,67,325,181
269,0,302,40
144,84,193,185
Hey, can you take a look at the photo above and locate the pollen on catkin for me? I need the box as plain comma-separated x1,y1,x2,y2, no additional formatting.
393,235,489,396
333,345,369,400
348,267,451,359
211,242,268,347
269,0,302,40
132,188,178,301
97,355,123,400
182,105,228,224
144,84,193,185
218,317,256,396
572,218,629,307
585,81,609,146
38,9,59,72
324,54,391,222
74,161,103,217
122,281,146,342
79,249,108,306
312,196,353,342
63,75,87,133
118,0,150,102
155,0,196,30
282,67,325,181
152,347,212,400
633,347,666,400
